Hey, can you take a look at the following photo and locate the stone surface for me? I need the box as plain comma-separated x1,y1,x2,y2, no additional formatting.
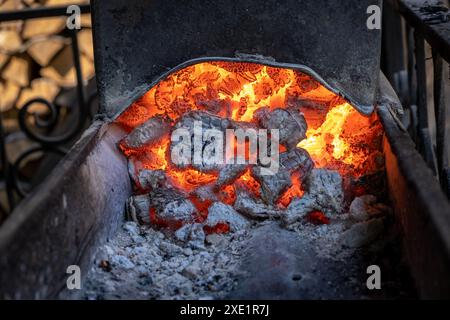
340,218,385,248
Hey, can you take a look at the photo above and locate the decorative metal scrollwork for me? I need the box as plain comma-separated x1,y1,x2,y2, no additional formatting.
0,11,94,216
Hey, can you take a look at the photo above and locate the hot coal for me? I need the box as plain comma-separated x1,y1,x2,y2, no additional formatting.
251,165,292,205
150,188,197,226
280,147,314,180
234,189,282,219
282,169,344,225
175,223,206,250
130,168,167,193
126,194,151,225
216,162,247,187
205,202,249,232
121,115,170,149
170,111,231,172
253,106,307,149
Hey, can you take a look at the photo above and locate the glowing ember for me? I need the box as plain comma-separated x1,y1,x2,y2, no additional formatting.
117,61,384,227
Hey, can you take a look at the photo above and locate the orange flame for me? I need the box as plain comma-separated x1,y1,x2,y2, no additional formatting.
117,61,384,210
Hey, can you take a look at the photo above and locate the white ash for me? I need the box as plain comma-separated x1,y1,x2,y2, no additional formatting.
120,115,170,149
149,188,196,224
80,221,250,300
348,195,392,222
233,189,282,219
205,202,250,232
126,194,150,225
285,215,383,264
132,169,167,192
79,195,412,299
282,169,344,225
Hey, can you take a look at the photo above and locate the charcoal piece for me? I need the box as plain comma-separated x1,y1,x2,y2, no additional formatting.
280,147,314,180
193,183,218,202
205,202,249,232
170,111,231,172
282,169,344,225
230,119,259,132
253,107,307,149
188,223,206,250
121,115,170,149
251,166,292,205
174,223,192,242
175,223,206,249
339,218,385,248
128,165,167,192
126,194,151,225
216,162,247,187
150,188,196,224
348,195,391,222
234,189,282,220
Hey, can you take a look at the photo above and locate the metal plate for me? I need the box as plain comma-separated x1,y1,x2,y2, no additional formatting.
91,0,382,118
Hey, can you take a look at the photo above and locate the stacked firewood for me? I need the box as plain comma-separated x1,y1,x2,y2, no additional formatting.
0,0,93,122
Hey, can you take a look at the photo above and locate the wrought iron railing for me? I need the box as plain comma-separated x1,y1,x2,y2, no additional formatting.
0,4,94,220
383,0,450,198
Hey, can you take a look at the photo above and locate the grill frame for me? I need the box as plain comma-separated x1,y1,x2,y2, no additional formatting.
91,0,382,118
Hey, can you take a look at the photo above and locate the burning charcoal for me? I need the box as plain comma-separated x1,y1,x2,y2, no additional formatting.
251,166,292,205
120,115,170,149
234,189,282,220
150,188,197,225
253,107,307,149
205,202,249,232
126,194,151,225
193,183,218,202
216,162,247,187
230,119,259,132
339,218,385,248
171,111,231,172
129,167,167,192
280,147,314,181
282,169,344,225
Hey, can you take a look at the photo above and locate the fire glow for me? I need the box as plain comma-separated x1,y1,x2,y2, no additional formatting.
117,61,384,211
